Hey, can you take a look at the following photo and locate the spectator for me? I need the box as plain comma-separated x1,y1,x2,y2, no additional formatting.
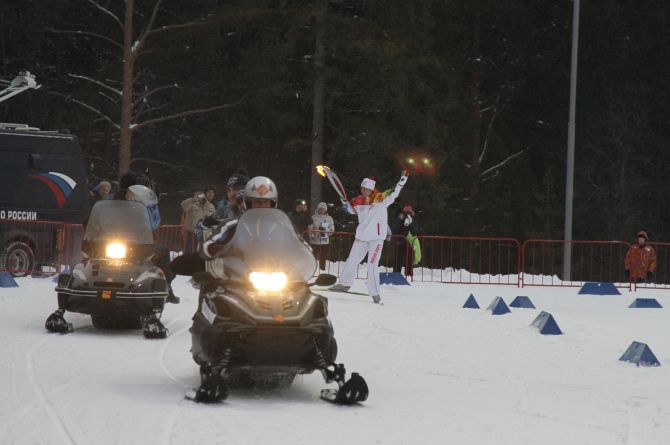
124,184,179,304
287,198,311,235
181,190,215,232
624,229,657,284
204,186,216,205
216,174,247,210
391,203,419,277
90,180,111,204
113,171,138,199
309,202,335,271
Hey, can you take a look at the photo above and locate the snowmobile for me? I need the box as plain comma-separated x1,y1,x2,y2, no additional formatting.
188,208,368,404
45,199,169,338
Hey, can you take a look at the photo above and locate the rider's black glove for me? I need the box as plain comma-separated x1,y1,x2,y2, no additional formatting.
202,215,219,227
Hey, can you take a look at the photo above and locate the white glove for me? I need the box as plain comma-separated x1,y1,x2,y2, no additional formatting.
403,215,412,226
398,170,409,186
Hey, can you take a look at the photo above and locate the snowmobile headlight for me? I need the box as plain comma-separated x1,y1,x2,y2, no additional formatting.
105,242,127,259
249,272,288,292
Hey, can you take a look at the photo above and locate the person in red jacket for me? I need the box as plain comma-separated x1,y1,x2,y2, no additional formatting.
624,230,657,283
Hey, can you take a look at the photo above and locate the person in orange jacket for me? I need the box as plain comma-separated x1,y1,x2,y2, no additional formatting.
624,230,657,283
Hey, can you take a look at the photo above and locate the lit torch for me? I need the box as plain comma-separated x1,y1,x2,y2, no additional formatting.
316,165,326,177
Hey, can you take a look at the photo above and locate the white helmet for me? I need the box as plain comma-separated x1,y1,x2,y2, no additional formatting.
244,176,278,207
128,184,158,207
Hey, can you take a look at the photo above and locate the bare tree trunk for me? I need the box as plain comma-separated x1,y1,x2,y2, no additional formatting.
118,0,135,177
309,0,327,212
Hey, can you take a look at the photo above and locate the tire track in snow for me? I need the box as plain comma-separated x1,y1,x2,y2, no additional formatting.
5,323,180,444
24,334,79,445
157,314,194,445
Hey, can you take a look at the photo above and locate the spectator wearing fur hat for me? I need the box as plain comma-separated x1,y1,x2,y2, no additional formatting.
309,202,335,271
391,203,419,277
330,170,409,304
624,229,657,284
90,180,111,204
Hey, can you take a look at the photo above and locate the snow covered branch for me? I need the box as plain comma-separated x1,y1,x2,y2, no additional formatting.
68,74,122,96
130,157,200,171
86,0,123,31
134,0,164,54
480,149,525,178
132,84,180,106
46,27,123,50
134,101,172,119
133,93,249,129
67,97,120,130
478,93,501,164
145,20,210,37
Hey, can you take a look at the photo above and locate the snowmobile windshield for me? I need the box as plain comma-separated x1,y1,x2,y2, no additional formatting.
84,200,153,244
220,208,316,282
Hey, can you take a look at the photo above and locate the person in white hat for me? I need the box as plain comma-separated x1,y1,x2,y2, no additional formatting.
330,170,409,303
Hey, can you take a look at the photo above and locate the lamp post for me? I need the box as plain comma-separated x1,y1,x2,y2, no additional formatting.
563,0,581,281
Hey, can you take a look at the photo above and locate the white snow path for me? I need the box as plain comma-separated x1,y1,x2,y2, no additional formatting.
0,276,669,444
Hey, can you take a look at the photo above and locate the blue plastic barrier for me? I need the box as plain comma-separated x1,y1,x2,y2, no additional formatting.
578,282,620,295
619,341,661,367
628,298,662,308
530,311,562,335
463,294,480,309
0,272,18,288
487,297,510,315
509,296,536,309
379,272,410,285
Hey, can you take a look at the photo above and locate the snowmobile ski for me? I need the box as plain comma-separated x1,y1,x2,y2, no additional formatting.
45,309,73,333
320,372,369,405
186,366,229,403
315,287,368,296
142,315,168,339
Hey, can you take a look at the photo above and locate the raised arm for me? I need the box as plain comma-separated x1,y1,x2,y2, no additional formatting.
382,170,409,207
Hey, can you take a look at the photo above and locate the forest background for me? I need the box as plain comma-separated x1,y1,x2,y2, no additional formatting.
1,0,668,241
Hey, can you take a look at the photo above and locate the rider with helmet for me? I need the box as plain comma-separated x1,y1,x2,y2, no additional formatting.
202,176,278,259
125,184,180,304
171,176,278,275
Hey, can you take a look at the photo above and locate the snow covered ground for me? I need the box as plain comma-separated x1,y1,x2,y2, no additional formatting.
1,274,669,444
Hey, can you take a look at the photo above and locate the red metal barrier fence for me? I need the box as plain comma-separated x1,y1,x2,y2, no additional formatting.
61,223,85,268
412,236,521,286
0,219,66,276
2,219,668,291
521,240,670,289
303,231,520,286
631,242,670,290
522,240,630,288
155,225,194,255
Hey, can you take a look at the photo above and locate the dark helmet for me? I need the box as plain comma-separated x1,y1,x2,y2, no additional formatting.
119,171,138,189
227,174,248,190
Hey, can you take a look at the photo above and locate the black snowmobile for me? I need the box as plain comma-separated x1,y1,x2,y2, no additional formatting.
188,208,368,404
45,199,169,338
